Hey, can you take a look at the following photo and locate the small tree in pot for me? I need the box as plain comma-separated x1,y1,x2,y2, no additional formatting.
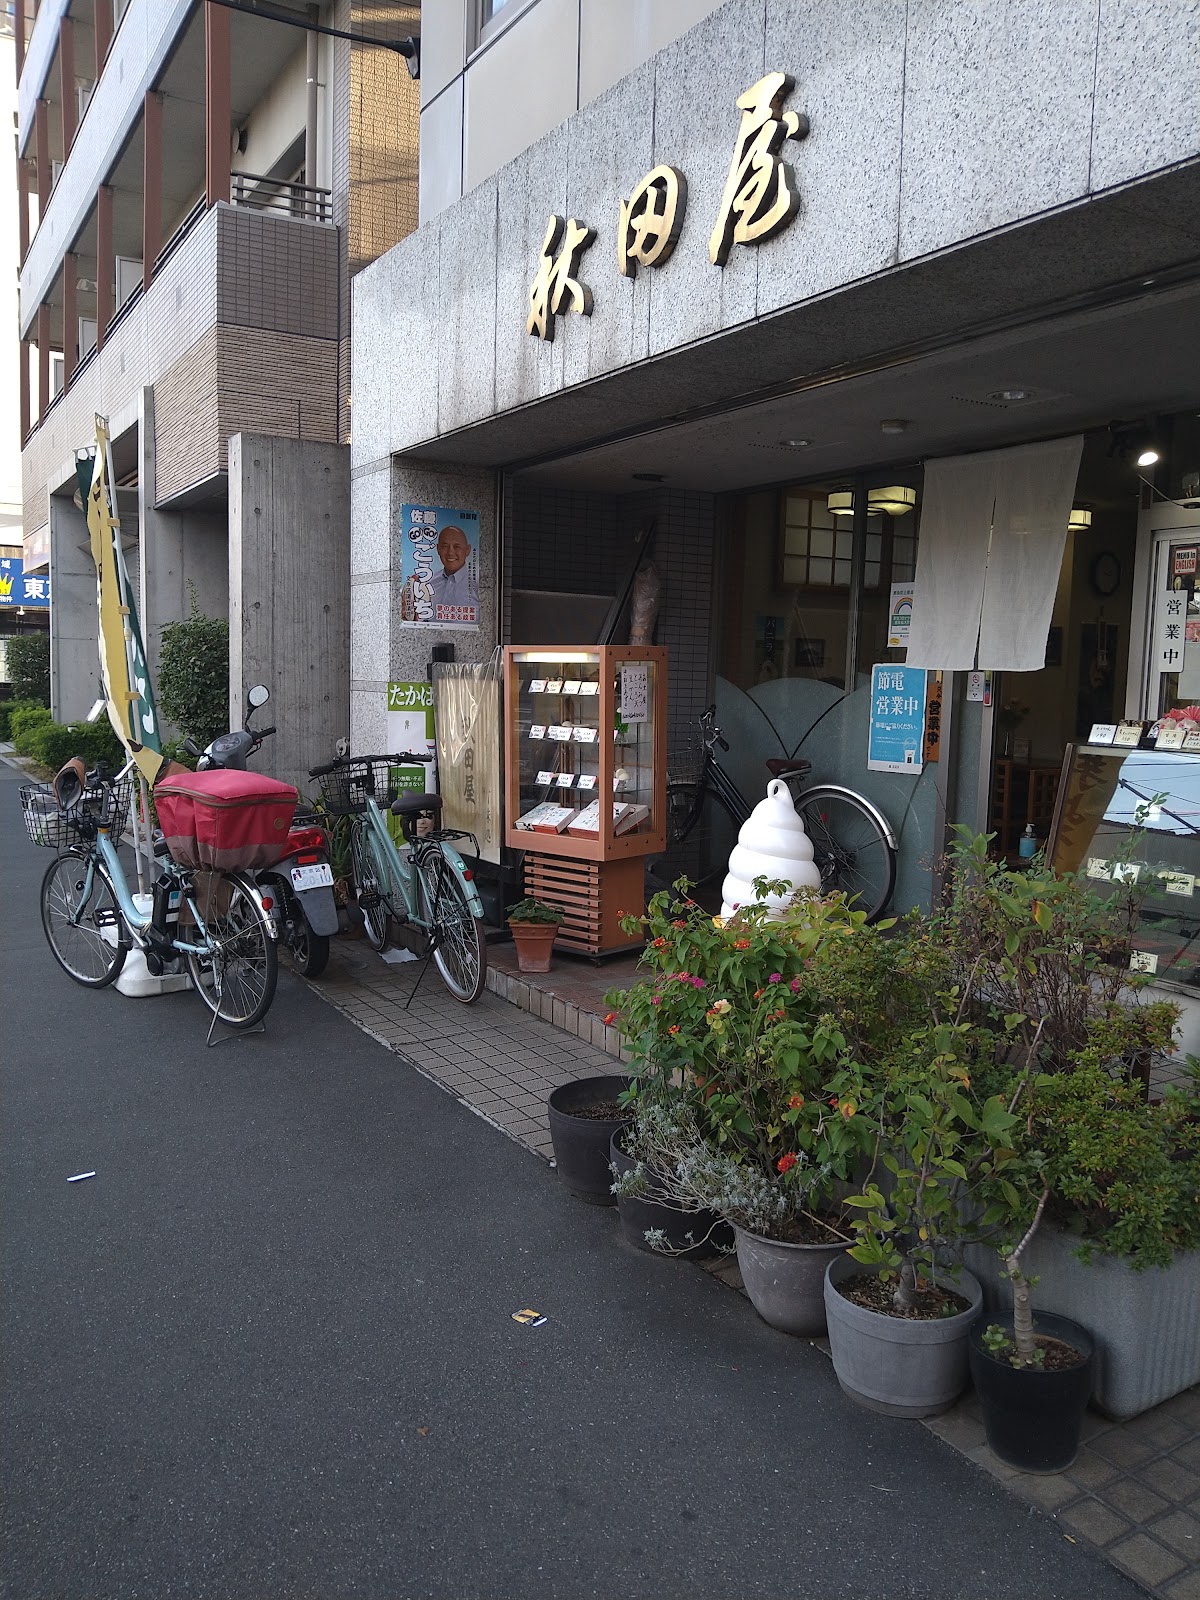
507,898,565,972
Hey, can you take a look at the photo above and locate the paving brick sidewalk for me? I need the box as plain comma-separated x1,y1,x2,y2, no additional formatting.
306,935,1200,1600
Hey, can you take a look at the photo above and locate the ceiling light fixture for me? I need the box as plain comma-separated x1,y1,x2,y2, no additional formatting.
1137,446,1161,468
1068,505,1092,532
631,472,665,483
988,388,1031,403
868,485,917,517
780,438,812,449
827,489,855,517
880,418,910,434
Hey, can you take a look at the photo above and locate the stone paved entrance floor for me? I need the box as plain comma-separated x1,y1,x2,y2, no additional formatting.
309,933,1200,1600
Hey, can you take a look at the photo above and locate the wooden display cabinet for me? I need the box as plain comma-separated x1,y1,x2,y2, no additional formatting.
503,646,668,955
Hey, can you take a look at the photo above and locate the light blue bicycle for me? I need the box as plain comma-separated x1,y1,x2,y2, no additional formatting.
23,758,278,1030
310,752,487,1003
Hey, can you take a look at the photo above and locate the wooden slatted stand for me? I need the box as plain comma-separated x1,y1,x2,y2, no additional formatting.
523,853,646,958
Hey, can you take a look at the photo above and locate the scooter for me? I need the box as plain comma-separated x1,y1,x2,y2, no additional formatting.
183,686,339,978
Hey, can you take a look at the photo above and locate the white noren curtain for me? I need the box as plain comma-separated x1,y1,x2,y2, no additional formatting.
904,435,1084,673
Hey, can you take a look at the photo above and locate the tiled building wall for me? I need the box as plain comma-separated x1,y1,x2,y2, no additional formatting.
509,481,717,770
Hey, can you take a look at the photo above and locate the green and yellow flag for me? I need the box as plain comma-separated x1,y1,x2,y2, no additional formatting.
76,415,165,788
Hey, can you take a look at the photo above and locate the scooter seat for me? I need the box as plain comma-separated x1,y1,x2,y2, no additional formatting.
391,792,443,817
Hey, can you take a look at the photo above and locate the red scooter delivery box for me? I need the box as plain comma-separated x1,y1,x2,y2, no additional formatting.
155,769,299,871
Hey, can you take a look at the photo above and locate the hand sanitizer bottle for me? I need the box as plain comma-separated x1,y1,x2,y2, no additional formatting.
1018,823,1037,859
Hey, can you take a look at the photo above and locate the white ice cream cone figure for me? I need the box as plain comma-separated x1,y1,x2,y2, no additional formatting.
721,779,821,919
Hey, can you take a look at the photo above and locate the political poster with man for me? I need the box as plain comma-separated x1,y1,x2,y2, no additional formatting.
398,505,481,630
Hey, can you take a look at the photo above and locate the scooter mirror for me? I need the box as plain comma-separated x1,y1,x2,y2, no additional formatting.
247,684,270,709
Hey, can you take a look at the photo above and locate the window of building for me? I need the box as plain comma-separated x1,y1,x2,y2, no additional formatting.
478,0,537,46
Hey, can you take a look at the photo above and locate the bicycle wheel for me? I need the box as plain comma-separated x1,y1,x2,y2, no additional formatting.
350,821,394,951
185,872,278,1029
414,848,487,1003
40,851,127,988
793,785,897,923
646,781,732,893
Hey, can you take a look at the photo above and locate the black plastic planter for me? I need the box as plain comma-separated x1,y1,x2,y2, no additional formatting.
609,1130,731,1258
546,1075,631,1205
969,1312,1095,1473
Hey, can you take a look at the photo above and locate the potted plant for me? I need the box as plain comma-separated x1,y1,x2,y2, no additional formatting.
546,1073,631,1205
940,830,1200,1418
969,1188,1094,1474
603,880,877,1332
507,897,565,973
823,972,1024,1418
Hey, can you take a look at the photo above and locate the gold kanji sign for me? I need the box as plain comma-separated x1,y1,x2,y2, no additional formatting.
617,165,688,278
527,214,596,340
709,71,809,267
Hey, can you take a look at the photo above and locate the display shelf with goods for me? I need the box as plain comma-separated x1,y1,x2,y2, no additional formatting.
1047,742,1200,995
504,647,668,958
504,647,667,862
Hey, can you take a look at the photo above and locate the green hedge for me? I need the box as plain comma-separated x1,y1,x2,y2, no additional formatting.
12,704,124,773
0,698,42,741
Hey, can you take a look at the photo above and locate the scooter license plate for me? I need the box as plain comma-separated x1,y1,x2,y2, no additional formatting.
291,864,334,890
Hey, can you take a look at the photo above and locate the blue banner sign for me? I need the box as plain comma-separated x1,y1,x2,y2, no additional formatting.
868,664,927,774
0,557,50,609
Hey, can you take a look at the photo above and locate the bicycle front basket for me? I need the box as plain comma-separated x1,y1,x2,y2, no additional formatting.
313,759,401,816
20,778,133,848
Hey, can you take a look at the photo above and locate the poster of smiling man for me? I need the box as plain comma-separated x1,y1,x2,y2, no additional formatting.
398,505,481,630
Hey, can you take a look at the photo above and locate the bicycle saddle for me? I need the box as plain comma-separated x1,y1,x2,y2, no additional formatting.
391,792,443,817
53,757,88,812
765,757,811,779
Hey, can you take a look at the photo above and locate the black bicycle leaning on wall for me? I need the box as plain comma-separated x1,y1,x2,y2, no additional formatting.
649,706,898,922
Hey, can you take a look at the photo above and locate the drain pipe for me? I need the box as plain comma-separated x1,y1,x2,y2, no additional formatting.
304,4,319,188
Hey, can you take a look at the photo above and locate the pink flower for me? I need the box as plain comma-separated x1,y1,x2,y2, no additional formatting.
691,977,705,989
790,977,801,993
769,973,782,984
651,996,661,1006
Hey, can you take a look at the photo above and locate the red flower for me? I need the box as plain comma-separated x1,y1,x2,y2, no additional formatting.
788,1093,803,1109
667,1024,680,1035
776,1153,798,1174
603,1012,617,1025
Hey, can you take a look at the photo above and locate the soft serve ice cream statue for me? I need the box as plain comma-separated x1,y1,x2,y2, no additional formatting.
721,779,821,919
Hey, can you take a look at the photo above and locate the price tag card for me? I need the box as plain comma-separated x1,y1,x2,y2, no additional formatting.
548,725,573,742
1086,858,1111,881
544,680,564,695
1114,721,1145,748
1185,730,1200,752
535,770,556,786
528,679,547,694
573,726,598,743
1129,949,1158,974
1088,723,1117,746
577,774,598,791
578,681,600,696
1164,872,1195,898
561,680,582,696
556,773,574,789
1157,725,1186,750
528,724,546,741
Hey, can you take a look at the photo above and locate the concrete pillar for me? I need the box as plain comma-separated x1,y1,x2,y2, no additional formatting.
49,495,98,724
349,457,498,755
228,433,350,793
137,387,228,716
205,1,231,208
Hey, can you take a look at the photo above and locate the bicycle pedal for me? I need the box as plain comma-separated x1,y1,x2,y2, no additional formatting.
359,889,380,910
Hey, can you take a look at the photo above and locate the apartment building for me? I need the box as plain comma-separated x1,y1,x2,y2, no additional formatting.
13,0,419,785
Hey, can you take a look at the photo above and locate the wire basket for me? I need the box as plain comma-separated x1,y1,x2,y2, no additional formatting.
312,758,409,817
20,778,134,849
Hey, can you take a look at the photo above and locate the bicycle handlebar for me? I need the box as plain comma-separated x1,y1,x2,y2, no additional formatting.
307,751,428,778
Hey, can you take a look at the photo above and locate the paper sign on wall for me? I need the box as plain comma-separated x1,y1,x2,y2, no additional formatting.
887,583,915,650
620,664,649,724
868,665,928,774
386,682,436,794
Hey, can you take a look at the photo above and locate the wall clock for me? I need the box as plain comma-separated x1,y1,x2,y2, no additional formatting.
1089,552,1121,597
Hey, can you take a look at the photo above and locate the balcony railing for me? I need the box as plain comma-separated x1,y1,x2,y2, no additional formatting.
231,173,332,224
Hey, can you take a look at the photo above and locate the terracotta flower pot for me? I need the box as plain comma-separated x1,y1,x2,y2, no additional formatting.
508,918,560,972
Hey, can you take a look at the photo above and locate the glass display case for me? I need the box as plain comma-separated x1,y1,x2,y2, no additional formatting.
503,646,667,860
503,646,668,957
1048,743,1200,992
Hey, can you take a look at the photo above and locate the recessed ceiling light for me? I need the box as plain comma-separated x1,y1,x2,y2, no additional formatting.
1137,447,1160,468
988,388,1031,403
631,472,665,483
780,438,812,449
880,418,909,434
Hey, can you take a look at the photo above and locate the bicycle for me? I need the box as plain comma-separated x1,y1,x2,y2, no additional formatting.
23,760,278,1030
309,753,488,1003
650,706,898,922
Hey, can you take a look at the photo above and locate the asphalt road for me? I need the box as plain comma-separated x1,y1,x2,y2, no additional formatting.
0,762,1145,1600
